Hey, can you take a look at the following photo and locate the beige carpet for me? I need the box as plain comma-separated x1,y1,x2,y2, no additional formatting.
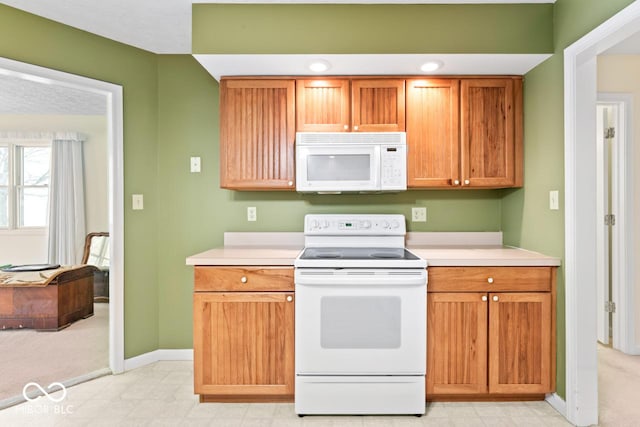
0,303,109,406
598,343,640,426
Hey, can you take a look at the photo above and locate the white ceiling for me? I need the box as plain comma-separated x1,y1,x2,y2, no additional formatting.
0,73,106,115
2,0,556,54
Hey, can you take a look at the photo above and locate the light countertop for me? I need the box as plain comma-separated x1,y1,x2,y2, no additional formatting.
186,246,303,266
186,231,560,267
186,244,560,267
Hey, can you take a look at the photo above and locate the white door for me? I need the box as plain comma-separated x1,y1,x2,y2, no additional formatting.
596,103,611,345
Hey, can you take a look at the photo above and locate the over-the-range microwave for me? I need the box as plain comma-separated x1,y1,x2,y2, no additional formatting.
295,132,407,194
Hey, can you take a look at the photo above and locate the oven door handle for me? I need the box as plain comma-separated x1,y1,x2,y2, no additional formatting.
295,271,427,287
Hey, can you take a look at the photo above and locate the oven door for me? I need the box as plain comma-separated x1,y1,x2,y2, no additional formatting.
295,268,426,375
295,145,380,192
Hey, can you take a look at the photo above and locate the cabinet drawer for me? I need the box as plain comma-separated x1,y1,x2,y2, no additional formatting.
428,267,552,292
194,267,294,292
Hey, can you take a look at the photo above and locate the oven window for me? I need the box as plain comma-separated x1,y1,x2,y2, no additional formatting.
307,155,370,181
320,296,401,349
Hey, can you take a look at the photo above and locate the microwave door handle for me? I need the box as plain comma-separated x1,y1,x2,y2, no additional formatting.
373,146,382,188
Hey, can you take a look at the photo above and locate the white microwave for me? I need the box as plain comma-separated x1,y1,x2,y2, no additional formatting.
295,132,407,193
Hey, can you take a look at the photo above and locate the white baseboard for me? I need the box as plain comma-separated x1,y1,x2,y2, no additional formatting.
124,349,194,371
545,392,567,418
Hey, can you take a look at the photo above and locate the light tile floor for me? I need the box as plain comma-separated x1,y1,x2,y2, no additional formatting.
0,361,572,427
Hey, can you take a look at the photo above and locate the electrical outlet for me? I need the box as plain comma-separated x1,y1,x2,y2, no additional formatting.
549,190,559,210
190,157,201,173
411,207,427,222
132,194,144,210
247,206,257,222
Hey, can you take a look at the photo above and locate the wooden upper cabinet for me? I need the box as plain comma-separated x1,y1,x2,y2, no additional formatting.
296,78,405,132
427,292,488,395
488,292,552,394
296,79,350,132
406,79,460,188
460,78,523,188
352,79,405,132
219,79,296,190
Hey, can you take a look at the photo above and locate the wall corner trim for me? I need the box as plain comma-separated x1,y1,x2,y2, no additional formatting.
124,349,194,371
545,392,567,417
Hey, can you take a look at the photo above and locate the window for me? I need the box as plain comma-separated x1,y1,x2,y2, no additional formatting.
0,142,51,230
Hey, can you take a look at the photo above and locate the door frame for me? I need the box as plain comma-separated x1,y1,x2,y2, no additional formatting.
564,2,640,425
0,56,125,373
596,94,635,354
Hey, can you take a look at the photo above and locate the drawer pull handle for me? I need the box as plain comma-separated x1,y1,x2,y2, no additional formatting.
481,295,487,302
288,181,294,186
344,124,349,130
240,276,247,283
286,296,293,302
493,295,499,302
454,179,460,185
487,277,494,284
464,179,470,185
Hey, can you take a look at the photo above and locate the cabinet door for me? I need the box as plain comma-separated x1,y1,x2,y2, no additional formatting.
460,78,521,188
220,79,295,190
194,292,295,397
296,79,350,132
406,79,460,188
488,292,551,394
427,292,487,395
352,79,405,132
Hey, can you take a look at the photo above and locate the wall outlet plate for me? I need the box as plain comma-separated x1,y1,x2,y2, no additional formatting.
247,206,257,222
411,207,427,222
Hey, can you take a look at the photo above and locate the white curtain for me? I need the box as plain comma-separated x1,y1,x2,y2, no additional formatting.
48,133,86,265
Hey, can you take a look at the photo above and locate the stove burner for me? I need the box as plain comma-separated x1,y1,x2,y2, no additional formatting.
369,252,403,259
312,252,343,259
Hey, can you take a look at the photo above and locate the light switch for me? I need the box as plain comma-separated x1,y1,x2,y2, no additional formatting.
132,194,144,210
190,157,201,173
549,190,559,210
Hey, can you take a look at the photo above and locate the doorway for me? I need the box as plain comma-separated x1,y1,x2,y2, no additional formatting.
0,57,124,404
564,1,640,425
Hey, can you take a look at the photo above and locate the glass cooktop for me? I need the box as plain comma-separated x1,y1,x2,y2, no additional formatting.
299,247,419,261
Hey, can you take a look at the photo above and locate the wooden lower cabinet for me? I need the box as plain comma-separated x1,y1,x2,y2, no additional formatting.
427,267,556,399
193,267,295,402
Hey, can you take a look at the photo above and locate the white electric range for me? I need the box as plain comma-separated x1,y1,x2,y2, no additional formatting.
294,214,427,416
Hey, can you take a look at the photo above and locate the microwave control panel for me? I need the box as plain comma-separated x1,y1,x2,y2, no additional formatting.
380,145,407,189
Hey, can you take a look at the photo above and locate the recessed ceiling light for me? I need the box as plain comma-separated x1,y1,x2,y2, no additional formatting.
309,60,331,73
420,61,443,72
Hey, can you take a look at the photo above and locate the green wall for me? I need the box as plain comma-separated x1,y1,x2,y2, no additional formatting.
193,4,553,54
156,58,504,348
0,5,160,358
501,0,636,399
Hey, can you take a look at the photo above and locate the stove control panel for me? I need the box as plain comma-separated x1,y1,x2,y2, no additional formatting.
304,214,406,235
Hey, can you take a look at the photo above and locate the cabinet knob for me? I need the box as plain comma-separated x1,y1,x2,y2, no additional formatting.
487,277,494,284
464,179,470,185
493,295,499,302
344,124,349,130
354,125,359,131
288,181,293,186
482,295,488,302
454,180,460,185
286,295,293,302
240,276,247,283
